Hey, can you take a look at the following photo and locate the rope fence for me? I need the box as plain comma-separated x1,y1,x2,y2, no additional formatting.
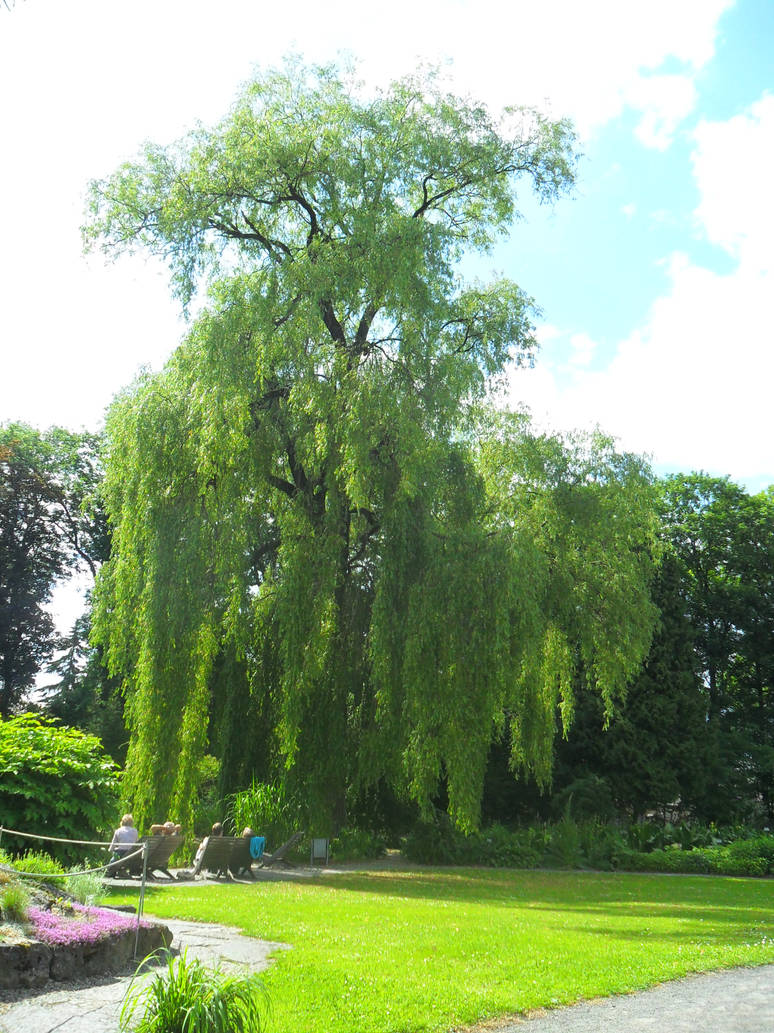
0,825,150,958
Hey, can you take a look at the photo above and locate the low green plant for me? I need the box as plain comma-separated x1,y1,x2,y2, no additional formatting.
120,948,269,1033
0,881,30,923
551,775,618,822
66,869,104,906
10,850,65,880
619,834,774,877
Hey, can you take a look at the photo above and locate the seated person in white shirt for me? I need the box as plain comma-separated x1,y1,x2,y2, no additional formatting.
109,813,139,864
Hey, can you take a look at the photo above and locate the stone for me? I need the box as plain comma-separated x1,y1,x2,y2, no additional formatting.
0,921,173,989
0,943,52,989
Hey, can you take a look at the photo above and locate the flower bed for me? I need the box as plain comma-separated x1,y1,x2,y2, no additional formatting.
28,900,149,946
0,898,172,990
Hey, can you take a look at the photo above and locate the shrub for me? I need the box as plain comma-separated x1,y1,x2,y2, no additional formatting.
551,775,618,822
618,833,774,877
402,814,468,865
576,821,627,871
479,824,542,868
1,881,30,923
543,813,583,869
402,817,542,868
330,827,387,862
120,949,269,1033
9,850,65,879
622,848,711,874
626,820,668,853
0,714,119,866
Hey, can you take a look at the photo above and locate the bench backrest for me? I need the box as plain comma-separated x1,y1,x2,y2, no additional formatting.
198,835,252,872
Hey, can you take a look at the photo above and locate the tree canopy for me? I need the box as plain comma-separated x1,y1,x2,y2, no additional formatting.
660,473,774,820
85,62,659,832
0,423,103,716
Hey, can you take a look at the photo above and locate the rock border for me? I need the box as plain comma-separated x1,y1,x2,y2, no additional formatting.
0,920,172,990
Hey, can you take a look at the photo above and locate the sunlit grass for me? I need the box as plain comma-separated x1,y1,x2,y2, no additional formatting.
107,868,774,1033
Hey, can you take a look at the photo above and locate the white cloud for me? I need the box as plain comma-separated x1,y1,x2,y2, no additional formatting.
509,90,774,486
567,332,598,368
630,74,698,150
692,94,774,271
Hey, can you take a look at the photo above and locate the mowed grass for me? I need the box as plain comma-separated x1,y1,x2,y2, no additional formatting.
108,868,774,1033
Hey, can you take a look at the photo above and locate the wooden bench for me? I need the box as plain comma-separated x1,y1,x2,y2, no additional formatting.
193,836,254,879
108,835,183,880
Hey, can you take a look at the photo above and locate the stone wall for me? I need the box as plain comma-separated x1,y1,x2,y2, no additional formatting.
0,920,173,990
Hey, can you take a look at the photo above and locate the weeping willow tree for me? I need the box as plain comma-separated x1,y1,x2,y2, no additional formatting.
85,61,659,832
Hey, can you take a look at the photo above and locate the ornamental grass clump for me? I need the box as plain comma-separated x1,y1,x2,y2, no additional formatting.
0,882,30,923
120,949,269,1033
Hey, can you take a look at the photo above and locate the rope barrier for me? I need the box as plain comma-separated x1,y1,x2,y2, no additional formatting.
1,843,146,879
0,826,113,848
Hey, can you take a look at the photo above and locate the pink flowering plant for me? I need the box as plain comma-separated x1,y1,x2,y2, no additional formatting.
27,902,151,947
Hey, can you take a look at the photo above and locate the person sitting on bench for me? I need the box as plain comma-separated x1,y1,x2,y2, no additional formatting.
109,813,139,872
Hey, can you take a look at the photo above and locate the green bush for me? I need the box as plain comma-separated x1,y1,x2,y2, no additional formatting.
543,813,584,869
66,869,105,906
479,824,543,868
0,714,119,866
576,821,627,871
402,817,541,868
626,821,669,853
330,828,387,862
551,776,618,822
617,836,774,877
618,847,711,874
8,850,66,879
121,949,269,1033
402,815,465,865
401,817,774,877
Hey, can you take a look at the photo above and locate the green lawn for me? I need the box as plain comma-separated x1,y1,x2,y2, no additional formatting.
108,868,774,1033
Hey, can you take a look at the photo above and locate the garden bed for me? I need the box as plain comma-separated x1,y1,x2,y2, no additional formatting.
0,879,172,990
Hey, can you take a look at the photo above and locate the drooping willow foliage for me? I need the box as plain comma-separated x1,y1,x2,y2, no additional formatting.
87,61,659,831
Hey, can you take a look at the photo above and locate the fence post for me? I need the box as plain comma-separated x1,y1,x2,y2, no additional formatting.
134,840,150,960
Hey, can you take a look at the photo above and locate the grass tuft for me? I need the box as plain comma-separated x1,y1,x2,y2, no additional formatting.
0,881,30,923
120,948,269,1033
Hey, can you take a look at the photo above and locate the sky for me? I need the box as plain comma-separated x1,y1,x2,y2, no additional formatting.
1,0,773,627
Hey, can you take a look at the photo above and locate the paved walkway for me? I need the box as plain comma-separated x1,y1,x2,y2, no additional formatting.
478,965,774,1033
0,919,288,1033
